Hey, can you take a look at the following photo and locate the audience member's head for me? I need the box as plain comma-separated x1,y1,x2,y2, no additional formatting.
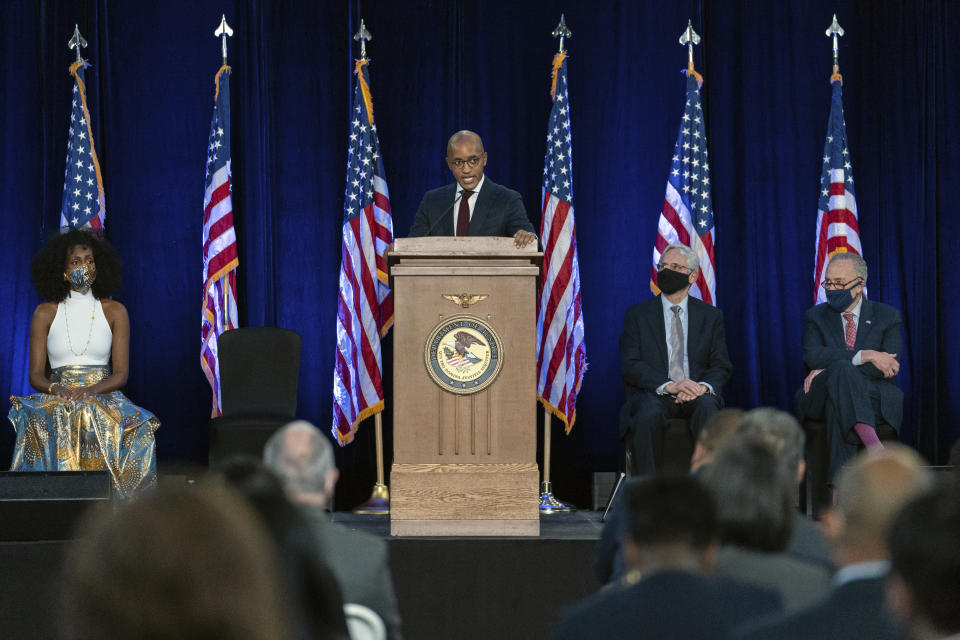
701,436,795,552
822,444,932,567
60,483,291,640
886,485,960,640
690,408,744,473
264,419,339,507
737,407,806,482
216,456,348,640
622,476,719,575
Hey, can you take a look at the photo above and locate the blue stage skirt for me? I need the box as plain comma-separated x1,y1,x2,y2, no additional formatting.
8,365,159,497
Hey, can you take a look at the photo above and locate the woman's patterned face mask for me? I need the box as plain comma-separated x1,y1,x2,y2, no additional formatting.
64,264,96,293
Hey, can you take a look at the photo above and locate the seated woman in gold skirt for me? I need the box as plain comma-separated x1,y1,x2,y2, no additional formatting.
8,229,159,496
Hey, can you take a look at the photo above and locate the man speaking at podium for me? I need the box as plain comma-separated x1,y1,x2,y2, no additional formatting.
408,130,537,248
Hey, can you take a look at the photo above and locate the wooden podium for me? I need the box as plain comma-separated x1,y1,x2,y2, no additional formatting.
387,237,541,536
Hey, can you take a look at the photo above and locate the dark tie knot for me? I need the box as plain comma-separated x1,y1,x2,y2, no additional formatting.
671,305,681,316
843,312,854,322
460,189,474,198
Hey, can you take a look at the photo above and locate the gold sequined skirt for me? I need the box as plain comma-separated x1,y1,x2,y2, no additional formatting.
8,365,160,497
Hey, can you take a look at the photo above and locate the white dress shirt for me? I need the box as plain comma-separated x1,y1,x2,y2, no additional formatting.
452,174,485,231
655,293,715,395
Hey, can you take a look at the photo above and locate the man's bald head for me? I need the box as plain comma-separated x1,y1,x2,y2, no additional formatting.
833,444,932,547
262,420,336,499
447,130,484,156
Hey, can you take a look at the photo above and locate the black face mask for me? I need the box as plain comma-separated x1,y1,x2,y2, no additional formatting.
657,268,691,295
825,280,862,312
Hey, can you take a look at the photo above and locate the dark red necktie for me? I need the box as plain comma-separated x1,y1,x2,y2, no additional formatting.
844,312,857,350
455,190,474,236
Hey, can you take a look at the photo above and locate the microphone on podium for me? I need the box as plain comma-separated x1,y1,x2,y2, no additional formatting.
423,191,464,237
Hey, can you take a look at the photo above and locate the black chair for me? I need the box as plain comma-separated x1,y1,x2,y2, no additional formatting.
208,327,302,467
802,419,897,517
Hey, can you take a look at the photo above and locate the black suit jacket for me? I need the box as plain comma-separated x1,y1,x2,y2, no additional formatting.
733,576,909,640
619,295,732,434
407,177,534,237
551,570,781,640
800,299,903,427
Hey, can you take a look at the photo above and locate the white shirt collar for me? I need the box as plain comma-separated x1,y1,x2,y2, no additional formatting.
833,560,889,587
661,292,689,315
458,173,485,197
846,295,864,318
67,288,96,302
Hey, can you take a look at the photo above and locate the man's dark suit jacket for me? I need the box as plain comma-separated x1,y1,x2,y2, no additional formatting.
619,294,733,436
733,576,909,640
407,178,535,237
550,570,781,640
300,505,403,640
799,299,903,428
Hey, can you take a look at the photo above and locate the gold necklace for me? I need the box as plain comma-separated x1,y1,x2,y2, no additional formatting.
63,295,97,356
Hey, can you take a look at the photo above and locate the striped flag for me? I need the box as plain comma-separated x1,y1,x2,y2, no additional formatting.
813,75,863,303
332,59,394,445
201,66,240,417
60,60,106,232
650,70,716,305
536,52,586,433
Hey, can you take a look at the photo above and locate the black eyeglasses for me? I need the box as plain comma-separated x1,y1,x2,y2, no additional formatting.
447,156,483,169
820,277,863,290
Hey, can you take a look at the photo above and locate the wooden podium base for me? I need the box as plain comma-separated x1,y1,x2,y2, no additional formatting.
390,463,540,536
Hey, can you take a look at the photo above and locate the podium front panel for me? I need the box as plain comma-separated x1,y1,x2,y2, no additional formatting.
388,238,541,536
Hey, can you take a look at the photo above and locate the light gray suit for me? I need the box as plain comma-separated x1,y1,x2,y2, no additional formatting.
714,545,832,612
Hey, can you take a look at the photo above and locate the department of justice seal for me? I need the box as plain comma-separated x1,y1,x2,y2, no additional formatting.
424,314,504,394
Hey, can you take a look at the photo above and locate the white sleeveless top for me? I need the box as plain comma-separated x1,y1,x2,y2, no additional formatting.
47,289,113,368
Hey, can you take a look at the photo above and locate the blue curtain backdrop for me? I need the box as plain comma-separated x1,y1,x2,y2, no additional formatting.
2,0,957,507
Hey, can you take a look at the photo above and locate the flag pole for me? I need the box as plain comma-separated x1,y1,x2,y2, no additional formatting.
539,14,575,515
825,14,845,81
215,14,234,66
351,17,390,515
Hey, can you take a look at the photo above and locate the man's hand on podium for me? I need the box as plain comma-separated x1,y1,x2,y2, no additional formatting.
513,230,537,248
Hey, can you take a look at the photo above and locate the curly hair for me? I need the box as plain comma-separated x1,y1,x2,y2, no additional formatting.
30,229,122,302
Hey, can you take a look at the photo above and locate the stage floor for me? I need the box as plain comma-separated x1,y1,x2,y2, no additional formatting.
1,506,605,640
331,508,606,539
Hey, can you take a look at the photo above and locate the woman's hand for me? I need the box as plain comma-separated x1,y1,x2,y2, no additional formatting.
57,386,94,402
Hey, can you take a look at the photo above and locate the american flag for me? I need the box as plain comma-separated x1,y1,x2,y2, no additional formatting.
201,66,239,417
536,52,586,433
60,61,106,232
813,76,863,303
651,70,716,305
332,59,394,445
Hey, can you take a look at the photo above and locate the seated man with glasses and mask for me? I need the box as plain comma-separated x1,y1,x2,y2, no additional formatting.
408,130,537,248
797,252,902,480
618,242,732,476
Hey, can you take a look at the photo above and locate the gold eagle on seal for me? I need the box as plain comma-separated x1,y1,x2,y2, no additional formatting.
442,293,488,308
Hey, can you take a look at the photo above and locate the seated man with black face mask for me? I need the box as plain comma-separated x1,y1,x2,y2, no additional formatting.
797,253,903,479
619,242,732,476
